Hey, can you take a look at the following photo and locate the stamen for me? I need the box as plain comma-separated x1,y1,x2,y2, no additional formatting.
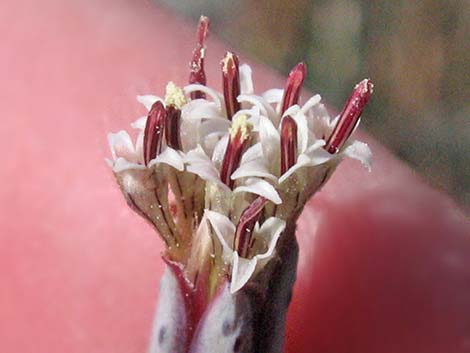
221,52,241,120
280,115,298,174
234,197,268,258
324,79,373,154
220,115,252,189
143,101,166,165
280,62,307,114
189,16,210,99
165,105,182,150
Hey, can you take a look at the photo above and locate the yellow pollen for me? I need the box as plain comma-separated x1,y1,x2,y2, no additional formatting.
230,114,252,140
165,81,187,109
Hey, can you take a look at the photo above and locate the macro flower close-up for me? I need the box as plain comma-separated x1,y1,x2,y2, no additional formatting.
1,1,469,353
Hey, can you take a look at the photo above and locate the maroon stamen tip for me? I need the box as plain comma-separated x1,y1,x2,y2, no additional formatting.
165,105,182,150
196,15,210,45
143,101,167,166
280,115,298,174
220,126,251,189
325,79,374,154
281,62,307,114
221,52,241,120
234,197,268,258
189,16,210,99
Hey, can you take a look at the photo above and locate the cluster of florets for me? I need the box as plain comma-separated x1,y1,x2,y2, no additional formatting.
107,16,373,294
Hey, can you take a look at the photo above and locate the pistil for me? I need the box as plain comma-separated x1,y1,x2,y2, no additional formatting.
280,115,298,174
280,62,306,114
221,52,241,120
234,197,268,258
220,115,252,189
189,15,210,99
143,101,166,165
324,79,373,154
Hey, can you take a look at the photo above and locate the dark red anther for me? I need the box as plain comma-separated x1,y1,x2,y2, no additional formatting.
280,115,298,174
189,15,210,99
195,15,210,45
220,117,252,189
143,101,166,165
324,79,373,154
165,105,182,150
280,62,307,115
234,197,269,258
221,52,241,120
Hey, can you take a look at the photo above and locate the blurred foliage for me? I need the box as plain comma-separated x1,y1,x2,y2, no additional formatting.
156,0,469,207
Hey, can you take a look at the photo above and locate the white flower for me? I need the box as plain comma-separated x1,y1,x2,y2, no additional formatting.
233,91,372,187
205,210,285,293
107,32,374,293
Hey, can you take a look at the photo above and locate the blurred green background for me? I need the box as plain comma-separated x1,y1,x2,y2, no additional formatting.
156,0,469,208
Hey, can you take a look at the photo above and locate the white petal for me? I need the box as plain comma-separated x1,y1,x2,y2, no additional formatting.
184,145,211,164
237,94,276,119
105,158,114,168
203,132,224,157
230,217,285,293
231,159,278,182
211,134,229,166
184,84,222,108
107,130,136,161
300,94,321,114
134,129,145,162
240,143,263,164
307,102,333,138
290,109,309,154
239,64,254,95
232,105,261,120
282,104,300,118
278,142,330,184
304,139,326,153
233,178,282,205
185,146,225,185
304,143,331,165
186,163,224,185
230,253,257,293
112,157,146,172
342,140,372,171
200,118,231,138
253,217,285,260
262,88,284,104
148,147,184,171
130,116,148,130
259,115,280,159
278,156,311,183
182,100,222,121
136,95,162,111
206,210,236,261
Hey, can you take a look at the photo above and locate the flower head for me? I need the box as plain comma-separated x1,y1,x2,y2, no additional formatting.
107,16,373,296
